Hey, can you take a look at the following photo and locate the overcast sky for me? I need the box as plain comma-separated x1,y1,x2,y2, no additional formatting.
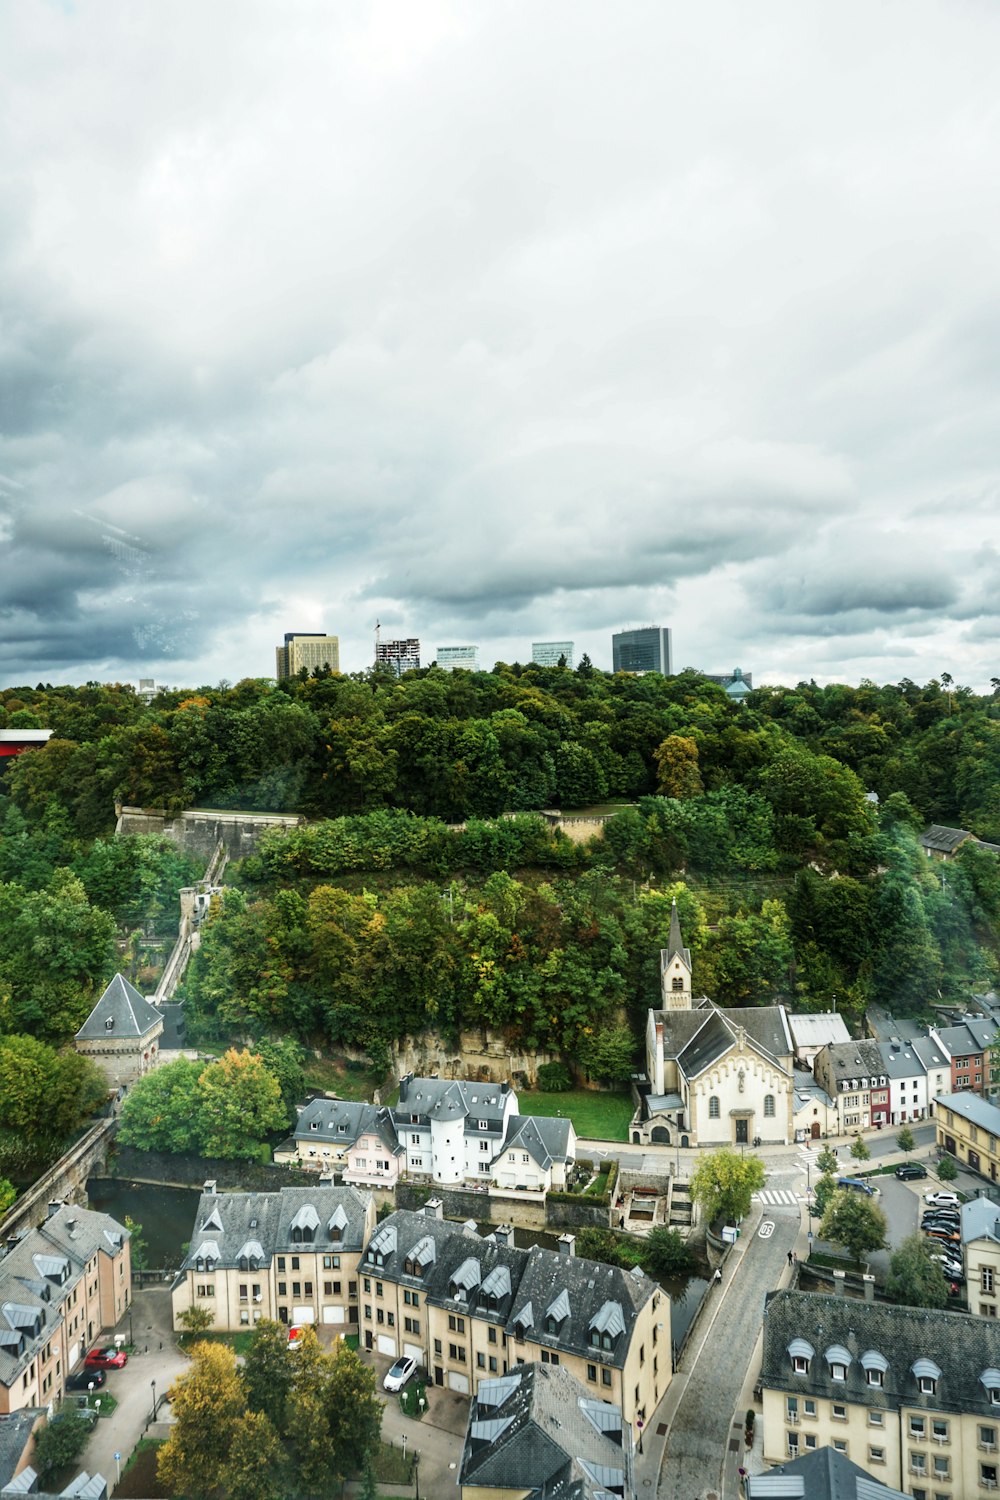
2,0,1000,692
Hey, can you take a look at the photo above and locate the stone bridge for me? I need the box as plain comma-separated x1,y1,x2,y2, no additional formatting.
0,1118,117,1245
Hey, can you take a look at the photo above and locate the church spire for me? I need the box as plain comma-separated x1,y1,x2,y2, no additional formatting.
667,898,684,961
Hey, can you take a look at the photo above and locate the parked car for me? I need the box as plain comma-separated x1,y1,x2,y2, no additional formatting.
287,1326,305,1351
84,1347,127,1370
383,1355,418,1393
895,1163,927,1180
924,1225,961,1243
52,1406,98,1430
67,1369,105,1392
924,1191,960,1207
921,1213,960,1229
837,1177,877,1196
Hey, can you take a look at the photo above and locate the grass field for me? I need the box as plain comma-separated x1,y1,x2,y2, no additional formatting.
517,1089,633,1141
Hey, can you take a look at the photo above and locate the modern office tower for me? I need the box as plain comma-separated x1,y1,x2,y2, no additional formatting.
376,637,421,675
436,645,479,671
275,632,341,680
531,641,574,668
612,626,672,675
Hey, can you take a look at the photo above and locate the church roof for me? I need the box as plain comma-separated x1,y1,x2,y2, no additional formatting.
658,1000,793,1080
75,974,163,1042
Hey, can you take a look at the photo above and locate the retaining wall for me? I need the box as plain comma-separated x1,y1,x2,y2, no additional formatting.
0,1119,117,1243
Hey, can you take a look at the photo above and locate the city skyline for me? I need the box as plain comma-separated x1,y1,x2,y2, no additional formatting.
2,5,1000,692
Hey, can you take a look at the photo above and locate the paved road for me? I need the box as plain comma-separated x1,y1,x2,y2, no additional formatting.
81,1286,188,1491
658,1207,798,1500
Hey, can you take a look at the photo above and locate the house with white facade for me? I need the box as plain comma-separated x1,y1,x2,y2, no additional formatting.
492,1116,576,1194
878,1035,950,1124
393,1075,519,1184
283,1099,404,1186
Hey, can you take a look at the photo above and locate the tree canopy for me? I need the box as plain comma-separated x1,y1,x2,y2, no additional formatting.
689,1148,766,1226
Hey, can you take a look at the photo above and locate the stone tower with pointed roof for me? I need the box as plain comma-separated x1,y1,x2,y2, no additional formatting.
660,899,692,1010
74,973,164,1088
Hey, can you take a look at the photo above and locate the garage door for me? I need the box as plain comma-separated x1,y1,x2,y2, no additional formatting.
376,1334,397,1358
322,1306,345,1325
403,1342,423,1363
292,1307,316,1325
68,1340,82,1371
447,1371,469,1394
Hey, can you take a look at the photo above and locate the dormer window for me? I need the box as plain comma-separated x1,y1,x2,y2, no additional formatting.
330,1225,342,1242
310,1120,319,1131
478,1120,489,1130
825,1345,851,1382
861,1351,888,1388
912,1358,941,1398
788,1339,814,1376
105,1017,114,1030
831,1362,847,1382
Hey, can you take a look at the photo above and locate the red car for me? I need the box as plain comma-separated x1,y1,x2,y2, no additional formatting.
84,1347,127,1370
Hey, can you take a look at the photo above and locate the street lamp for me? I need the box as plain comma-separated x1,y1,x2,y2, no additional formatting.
150,1379,157,1424
413,1450,420,1500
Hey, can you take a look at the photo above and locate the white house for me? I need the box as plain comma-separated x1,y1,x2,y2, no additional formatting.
393,1075,519,1185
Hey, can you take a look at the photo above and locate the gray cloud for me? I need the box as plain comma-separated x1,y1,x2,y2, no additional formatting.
1,1,1000,687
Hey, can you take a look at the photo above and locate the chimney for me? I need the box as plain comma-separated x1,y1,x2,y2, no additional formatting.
203,1180,218,1195
833,1271,846,1296
863,1274,876,1303
501,1081,510,1096
425,1198,444,1221
66,1218,77,1238
558,1233,576,1258
399,1074,412,1104
493,1224,514,1248
318,1171,335,1187
47,1201,63,1220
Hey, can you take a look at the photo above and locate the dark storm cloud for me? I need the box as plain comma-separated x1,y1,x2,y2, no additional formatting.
1,1,999,686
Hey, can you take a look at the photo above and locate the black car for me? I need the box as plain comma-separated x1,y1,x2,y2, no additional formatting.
67,1369,106,1392
895,1162,927,1180
922,1210,960,1225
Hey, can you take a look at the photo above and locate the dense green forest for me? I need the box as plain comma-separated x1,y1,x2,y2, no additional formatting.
2,666,1000,1092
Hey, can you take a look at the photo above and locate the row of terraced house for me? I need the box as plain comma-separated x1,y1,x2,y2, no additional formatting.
170,1182,668,1424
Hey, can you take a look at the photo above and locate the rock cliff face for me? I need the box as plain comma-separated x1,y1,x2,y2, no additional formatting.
388,1029,559,1089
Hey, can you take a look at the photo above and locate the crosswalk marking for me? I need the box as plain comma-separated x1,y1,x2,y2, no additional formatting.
754,1189,802,1206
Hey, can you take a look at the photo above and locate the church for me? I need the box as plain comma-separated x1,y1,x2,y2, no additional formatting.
635,902,795,1148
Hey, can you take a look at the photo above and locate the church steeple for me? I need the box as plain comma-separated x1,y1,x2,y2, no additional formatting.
660,898,692,1009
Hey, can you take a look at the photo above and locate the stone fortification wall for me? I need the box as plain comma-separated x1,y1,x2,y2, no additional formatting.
105,1145,313,1193
545,815,612,846
115,806,304,862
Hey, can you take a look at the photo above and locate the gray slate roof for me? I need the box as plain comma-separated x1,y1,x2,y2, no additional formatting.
745,1444,908,1499
501,1115,574,1168
394,1075,513,1133
816,1040,886,1085
75,973,162,1042
181,1185,372,1271
0,1411,43,1491
761,1289,1000,1417
460,1361,628,1498
936,1090,1000,1134
932,1018,997,1056
920,825,974,854
293,1099,402,1156
660,1001,793,1082
0,1207,128,1391
362,1210,658,1367
962,1196,1000,1246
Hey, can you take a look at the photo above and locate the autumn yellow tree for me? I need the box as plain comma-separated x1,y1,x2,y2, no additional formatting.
654,734,703,798
157,1341,245,1499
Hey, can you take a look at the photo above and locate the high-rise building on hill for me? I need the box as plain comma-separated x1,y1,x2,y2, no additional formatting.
532,641,574,668
612,626,672,675
275,632,340,679
436,645,479,671
376,637,421,676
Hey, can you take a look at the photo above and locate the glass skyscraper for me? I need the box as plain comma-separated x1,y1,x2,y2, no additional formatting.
611,627,672,675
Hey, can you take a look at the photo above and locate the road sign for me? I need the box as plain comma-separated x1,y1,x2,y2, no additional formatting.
758,1220,775,1239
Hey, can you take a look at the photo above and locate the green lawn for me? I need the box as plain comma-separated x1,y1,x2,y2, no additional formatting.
517,1089,633,1142
303,1055,386,1101
585,1168,612,1196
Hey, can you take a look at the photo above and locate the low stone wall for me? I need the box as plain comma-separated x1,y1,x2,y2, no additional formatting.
544,1197,612,1230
